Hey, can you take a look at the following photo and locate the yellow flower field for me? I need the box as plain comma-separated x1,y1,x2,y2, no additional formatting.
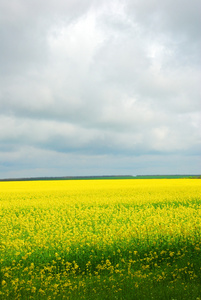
0,179,201,299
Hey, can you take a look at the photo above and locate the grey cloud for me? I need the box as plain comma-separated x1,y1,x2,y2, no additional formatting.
126,0,201,38
0,110,199,157
0,147,200,179
126,0,201,69
0,0,200,178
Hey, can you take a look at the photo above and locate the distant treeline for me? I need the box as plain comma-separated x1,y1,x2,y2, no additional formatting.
0,174,200,182
0,175,133,182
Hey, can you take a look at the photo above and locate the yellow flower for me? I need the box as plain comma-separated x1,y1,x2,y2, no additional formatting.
1,280,6,286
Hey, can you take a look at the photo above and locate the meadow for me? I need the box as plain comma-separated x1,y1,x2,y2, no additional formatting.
0,179,200,299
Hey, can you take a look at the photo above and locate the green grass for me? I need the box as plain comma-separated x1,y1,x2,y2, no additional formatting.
1,234,201,300
134,175,201,179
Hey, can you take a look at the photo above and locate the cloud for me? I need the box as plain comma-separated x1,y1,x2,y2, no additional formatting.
0,0,200,178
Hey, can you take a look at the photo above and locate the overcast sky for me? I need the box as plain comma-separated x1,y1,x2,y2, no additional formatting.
0,0,200,178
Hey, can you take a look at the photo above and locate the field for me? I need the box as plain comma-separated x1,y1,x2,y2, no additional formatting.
0,179,201,299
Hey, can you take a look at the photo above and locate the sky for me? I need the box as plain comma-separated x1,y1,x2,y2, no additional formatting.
0,0,200,178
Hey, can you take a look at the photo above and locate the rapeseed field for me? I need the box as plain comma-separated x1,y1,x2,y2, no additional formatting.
0,179,200,299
